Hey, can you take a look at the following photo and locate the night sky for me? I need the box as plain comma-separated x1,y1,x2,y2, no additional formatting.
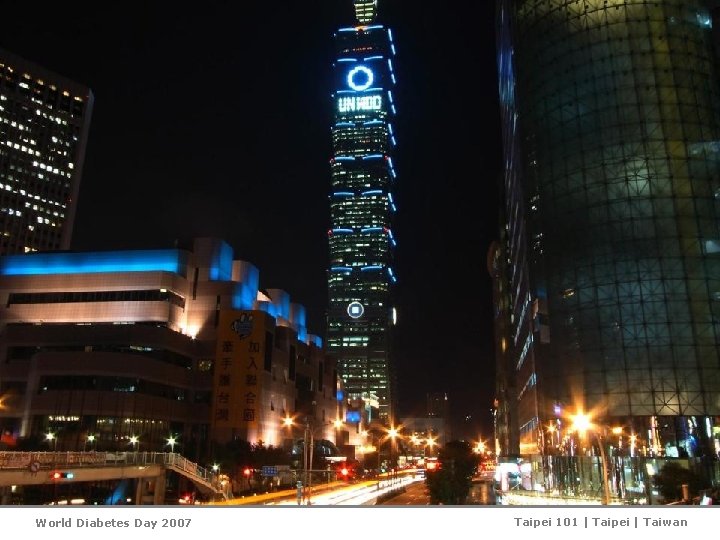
1,1,501,438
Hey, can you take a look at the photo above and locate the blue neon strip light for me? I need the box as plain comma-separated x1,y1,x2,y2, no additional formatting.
391,136,397,146
365,25,384,30
391,203,397,212
388,267,397,283
391,104,397,115
331,266,353,272
361,265,384,271
361,227,383,233
333,192,354,197
387,59,394,72
335,121,355,127
388,28,394,42
364,55,384,61
363,120,383,126
388,123,394,135
339,27,358,32
388,193,395,204
337,58,357,62
332,228,354,233
0,250,188,277
391,73,396,84
388,91,394,104
361,189,383,195
336,87,383,94
335,156,355,161
391,44,396,56
362,154,383,160
390,166,397,178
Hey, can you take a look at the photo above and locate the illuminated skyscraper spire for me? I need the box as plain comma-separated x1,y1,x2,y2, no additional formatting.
353,0,378,24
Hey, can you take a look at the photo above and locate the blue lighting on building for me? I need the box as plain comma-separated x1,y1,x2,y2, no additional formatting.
346,410,361,423
335,156,355,162
0,250,188,277
231,263,259,310
329,13,399,423
347,65,374,91
209,241,233,281
335,121,355,127
310,335,323,348
332,228,354,233
337,58,357,62
333,192,355,197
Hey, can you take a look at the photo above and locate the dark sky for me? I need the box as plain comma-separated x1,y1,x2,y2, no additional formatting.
1,1,501,437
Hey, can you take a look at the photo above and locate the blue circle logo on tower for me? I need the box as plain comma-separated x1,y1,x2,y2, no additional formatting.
347,301,365,319
347,66,374,91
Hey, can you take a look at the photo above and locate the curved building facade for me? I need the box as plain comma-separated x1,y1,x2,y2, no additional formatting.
497,0,720,459
326,1,398,424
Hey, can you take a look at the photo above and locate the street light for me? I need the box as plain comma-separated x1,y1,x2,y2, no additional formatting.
334,418,344,447
129,435,139,452
45,431,57,451
85,434,96,451
570,411,611,505
166,436,177,453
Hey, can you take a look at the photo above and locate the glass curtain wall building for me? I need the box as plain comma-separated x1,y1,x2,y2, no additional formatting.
496,0,720,461
326,0,398,424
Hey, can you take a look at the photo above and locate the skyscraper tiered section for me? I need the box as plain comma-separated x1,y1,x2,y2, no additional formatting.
327,0,398,424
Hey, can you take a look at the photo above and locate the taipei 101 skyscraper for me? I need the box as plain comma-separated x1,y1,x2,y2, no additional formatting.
326,0,398,425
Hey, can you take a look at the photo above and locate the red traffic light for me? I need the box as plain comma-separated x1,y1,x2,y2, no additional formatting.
50,471,74,479
243,467,252,477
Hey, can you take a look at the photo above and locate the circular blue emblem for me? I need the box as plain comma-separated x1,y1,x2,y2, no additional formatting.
347,66,374,91
347,301,365,319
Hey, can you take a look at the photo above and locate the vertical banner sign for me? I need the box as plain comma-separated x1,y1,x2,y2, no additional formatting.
212,310,265,439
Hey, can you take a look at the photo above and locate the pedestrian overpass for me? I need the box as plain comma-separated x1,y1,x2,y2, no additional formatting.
0,451,231,504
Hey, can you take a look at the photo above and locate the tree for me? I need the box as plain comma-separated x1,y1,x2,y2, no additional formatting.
425,440,479,505
653,461,704,503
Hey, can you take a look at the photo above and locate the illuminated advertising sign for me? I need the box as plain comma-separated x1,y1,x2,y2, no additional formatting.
337,94,383,113
347,66,374,91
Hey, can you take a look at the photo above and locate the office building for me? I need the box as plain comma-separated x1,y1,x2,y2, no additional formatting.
0,48,93,254
326,1,399,424
495,0,720,462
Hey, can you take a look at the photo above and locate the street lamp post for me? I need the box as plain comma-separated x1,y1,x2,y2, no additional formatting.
129,435,139,453
85,434,96,452
571,411,611,505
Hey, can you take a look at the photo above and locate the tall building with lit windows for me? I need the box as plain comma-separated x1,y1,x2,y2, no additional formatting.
495,0,720,463
0,48,93,255
326,0,398,424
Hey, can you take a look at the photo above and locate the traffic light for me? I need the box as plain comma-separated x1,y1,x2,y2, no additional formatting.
50,471,74,480
243,467,252,477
